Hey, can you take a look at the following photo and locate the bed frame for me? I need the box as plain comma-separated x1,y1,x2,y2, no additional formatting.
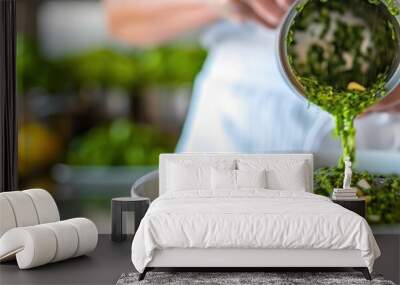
131,153,372,281
138,248,371,280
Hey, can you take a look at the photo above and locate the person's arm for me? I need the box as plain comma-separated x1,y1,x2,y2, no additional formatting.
103,0,295,47
103,0,219,47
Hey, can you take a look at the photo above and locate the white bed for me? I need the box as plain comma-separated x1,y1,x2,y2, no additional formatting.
131,153,380,280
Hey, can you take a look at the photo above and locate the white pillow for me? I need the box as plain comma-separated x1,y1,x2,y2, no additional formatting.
237,159,309,191
166,159,235,192
167,163,210,191
211,168,236,189
237,169,267,189
211,169,268,190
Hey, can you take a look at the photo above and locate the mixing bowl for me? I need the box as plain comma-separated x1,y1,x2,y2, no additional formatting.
277,0,400,101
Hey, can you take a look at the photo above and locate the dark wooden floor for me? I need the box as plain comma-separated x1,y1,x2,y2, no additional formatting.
0,235,133,285
1,233,399,285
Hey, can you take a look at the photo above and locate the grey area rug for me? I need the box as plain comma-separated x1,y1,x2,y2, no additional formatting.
116,272,396,285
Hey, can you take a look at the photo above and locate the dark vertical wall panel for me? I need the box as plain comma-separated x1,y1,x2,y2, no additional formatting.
0,0,17,192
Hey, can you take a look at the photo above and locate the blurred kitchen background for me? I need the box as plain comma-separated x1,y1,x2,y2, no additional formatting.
17,0,206,233
16,0,400,234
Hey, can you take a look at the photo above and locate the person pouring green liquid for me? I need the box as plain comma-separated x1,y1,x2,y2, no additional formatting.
104,0,400,160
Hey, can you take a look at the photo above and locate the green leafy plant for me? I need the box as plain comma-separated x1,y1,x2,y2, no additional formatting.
17,34,207,94
61,49,140,91
315,167,400,224
137,46,207,88
66,119,175,166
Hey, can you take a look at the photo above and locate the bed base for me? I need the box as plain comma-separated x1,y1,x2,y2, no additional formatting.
137,248,372,281
138,267,371,281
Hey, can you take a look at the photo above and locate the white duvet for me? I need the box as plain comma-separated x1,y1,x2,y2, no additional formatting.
131,190,380,273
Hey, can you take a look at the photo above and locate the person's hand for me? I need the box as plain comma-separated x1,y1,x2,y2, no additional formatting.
206,0,295,28
244,0,295,28
360,85,400,117
362,100,400,115
205,0,252,22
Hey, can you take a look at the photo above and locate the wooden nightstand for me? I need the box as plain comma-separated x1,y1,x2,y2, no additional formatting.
332,198,366,218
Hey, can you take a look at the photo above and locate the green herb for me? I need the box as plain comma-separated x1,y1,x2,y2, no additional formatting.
287,0,399,167
315,167,400,223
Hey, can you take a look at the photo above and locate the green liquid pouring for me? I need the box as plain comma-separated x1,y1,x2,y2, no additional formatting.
287,0,399,167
